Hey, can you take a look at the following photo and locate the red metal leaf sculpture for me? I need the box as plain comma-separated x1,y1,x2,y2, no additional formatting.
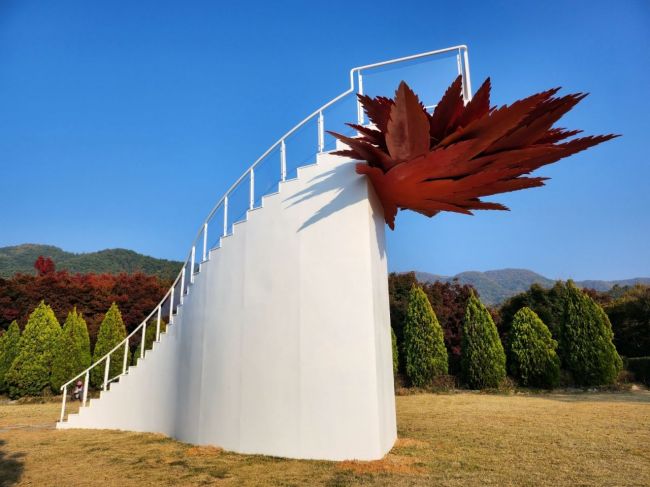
329,76,618,229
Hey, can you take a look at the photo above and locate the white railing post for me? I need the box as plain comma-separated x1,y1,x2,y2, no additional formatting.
169,287,175,324
180,267,186,305
82,371,89,407
462,47,472,103
356,71,364,125
123,338,129,373
202,222,208,262
103,355,110,391
190,246,196,284
223,196,228,237
156,306,161,341
249,168,255,210
60,385,67,422
280,139,287,181
318,111,325,153
140,322,147,360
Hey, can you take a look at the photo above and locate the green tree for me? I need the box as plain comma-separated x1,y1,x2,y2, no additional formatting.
51,308,91,391
403,285,448,387
508,307,560,388
605,285,650,358
133,320,166,363
461,293,506,389
560,281,622,386
391,327,398,377
91,303,129,388
0,321,21,393
5,302,61,397
499,282,567,347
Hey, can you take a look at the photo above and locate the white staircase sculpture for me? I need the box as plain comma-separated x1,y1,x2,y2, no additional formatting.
56,45,473,461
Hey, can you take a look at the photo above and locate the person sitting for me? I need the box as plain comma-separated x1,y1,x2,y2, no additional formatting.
72,380,84,401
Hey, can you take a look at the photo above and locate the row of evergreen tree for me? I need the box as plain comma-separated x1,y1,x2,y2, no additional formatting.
0,301,161,398
395,281,622,389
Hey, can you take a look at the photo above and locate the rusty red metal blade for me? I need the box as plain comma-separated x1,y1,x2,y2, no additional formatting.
330,78,618,229
385,82,431,161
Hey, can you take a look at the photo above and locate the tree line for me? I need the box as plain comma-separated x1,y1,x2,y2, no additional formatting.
0,257,169,344
0,258,647,397
389,272,647,389
0,301,163,398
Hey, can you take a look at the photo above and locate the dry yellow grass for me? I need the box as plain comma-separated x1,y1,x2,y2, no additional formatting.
1,391,649,486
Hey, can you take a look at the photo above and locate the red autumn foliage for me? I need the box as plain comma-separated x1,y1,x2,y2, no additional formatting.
34,256,55,276
330,77,618,229
0,268,170,344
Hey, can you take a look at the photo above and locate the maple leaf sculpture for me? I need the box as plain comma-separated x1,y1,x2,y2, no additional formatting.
328,76,618,229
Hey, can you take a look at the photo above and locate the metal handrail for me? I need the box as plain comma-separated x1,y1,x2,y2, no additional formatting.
58,45,472,423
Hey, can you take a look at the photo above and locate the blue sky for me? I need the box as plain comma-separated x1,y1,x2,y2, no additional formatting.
1,1,648,280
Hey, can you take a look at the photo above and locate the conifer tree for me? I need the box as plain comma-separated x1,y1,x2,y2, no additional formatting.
0,321,21,393
5,302,61,397
51,308,91,391
461,292,506,389
403,285,448,387
91,303,129,388
560,281,622,386
508,307,560,388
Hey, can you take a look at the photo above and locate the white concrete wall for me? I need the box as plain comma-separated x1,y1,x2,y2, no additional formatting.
59,152,396,461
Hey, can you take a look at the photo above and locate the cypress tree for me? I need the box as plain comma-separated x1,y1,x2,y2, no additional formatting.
403,285,448,387
461,293,506,389
91,303,129,388
560,281,622,386
5,302,61,397
0,321,21,393
51,308,91,391
508,307,560,388
391,327,398,377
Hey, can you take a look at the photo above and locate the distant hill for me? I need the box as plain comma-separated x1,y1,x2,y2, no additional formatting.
414,269,650,306
0,244,182,281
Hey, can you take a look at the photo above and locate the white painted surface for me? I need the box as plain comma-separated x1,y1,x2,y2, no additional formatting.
59,152,396,461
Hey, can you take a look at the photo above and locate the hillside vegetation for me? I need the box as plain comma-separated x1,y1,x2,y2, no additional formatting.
415,269,650,305
0,244,181,281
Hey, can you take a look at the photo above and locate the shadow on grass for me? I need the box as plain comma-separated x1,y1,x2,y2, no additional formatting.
0,440,24,487
533,390,650,404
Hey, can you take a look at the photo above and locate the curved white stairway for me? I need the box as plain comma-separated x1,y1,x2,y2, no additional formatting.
59,151,396,460
56,45,473,461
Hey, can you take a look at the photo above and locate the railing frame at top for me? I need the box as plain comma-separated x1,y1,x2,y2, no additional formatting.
58,45,473,423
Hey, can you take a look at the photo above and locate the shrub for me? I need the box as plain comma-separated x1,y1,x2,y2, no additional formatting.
605,285,650,358
508,307,560,388
498,282,567,347
51,308,91,391
403,285,448,387
0,321,21,393
5,302,61,397
560,281,622,386
461,293,506,389
133,320,166,363
625,357,650,385
389,272,474,375
391,327,398,377
91,303,129,388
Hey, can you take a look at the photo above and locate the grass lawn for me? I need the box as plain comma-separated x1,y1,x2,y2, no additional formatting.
1,391,649,486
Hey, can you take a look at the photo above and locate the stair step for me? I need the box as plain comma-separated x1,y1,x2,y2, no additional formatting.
57,152,331,431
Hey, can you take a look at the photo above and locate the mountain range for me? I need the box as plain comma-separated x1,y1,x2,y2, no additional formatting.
3,244,647,305
414,269,650,305
0,244,181,281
